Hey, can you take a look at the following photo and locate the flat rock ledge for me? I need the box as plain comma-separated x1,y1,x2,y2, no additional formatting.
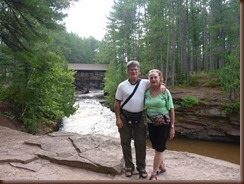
0,127,241,181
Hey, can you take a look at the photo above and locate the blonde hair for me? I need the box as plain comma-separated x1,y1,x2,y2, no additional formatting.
148,69,164,83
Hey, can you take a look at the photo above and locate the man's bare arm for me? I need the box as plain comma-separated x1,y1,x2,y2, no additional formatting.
114,100,123,128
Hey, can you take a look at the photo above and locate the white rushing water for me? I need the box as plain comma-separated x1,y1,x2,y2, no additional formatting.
60,90,119,138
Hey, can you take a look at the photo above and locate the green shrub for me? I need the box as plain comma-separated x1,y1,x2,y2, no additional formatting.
219,46,240,99
21,115,38,134
4,51,76,134
223,101,240,114
180,96,199,108
188,75,199,86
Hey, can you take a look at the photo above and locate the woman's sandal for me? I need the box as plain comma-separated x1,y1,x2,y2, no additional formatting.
137,169,148,178
125,168,133,177
149,175,157,180
156,165,166,175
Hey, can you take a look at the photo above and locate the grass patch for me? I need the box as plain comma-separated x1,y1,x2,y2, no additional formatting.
222,101,240,114
180,96,199,108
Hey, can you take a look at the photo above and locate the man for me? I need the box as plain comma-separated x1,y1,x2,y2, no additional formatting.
114,60,166,179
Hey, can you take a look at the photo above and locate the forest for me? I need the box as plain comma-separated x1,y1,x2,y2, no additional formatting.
0,0,240,133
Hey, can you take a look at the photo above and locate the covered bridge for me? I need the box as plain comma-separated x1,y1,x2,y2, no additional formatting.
68,63,108,92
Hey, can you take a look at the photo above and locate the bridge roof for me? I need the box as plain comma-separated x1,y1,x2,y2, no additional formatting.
68,63,108,71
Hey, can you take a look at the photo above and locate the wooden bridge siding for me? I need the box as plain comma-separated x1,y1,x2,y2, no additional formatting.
68,64,108,91
73,70,106,90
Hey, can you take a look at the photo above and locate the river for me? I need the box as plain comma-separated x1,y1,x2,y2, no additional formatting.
60,90,240,165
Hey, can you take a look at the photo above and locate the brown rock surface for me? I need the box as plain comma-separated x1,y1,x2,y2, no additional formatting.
0,126,240,181
168,86,240,143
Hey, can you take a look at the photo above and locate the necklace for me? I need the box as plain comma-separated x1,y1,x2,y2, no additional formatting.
150,88,159,94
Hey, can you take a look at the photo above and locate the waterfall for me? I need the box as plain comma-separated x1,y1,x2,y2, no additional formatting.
59,90,119,138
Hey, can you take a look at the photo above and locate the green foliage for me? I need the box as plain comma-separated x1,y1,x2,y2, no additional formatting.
0,0,78,51
0,0,241,132
96,0,240,106
187,74,199,86
103,61,126,110
95,41,115,64
188,71,220,88
180,96,199,108
222,101,240,114
0,85,7,101
3,49,76,133
21,109,38,134
0,0,79,133
219,47,240,99
175,73,200,87
204,71,220,88
50,31,100,64
175,71,221,88
175,73,188,86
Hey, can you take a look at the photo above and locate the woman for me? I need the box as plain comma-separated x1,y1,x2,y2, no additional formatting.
144,69,175,180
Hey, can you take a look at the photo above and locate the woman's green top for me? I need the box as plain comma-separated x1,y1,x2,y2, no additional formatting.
144,89,174,122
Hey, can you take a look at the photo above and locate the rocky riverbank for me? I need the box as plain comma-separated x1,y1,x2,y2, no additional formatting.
0,84,240,143
169,86,240,143
0,126,240,181
0,85,241,181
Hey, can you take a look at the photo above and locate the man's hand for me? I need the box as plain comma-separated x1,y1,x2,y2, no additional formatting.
114,100,123,128
160,83,166,94
116,118,123,128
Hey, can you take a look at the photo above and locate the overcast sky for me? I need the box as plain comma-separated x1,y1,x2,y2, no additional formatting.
64,0,114,40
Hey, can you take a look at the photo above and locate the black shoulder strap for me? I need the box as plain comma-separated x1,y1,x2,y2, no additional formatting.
120,79,141,110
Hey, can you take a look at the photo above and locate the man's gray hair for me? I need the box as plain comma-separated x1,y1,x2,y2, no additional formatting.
127,60,140,70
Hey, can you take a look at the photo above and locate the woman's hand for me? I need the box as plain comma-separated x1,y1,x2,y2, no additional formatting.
169,127,175,139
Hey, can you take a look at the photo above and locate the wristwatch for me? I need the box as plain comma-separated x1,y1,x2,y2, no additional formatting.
171,124,175,128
